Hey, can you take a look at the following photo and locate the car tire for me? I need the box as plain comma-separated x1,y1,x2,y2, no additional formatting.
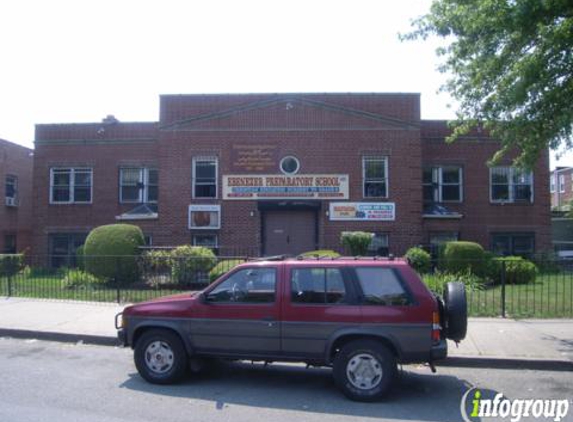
333,339,397,402
443,282,468,342
134,329,188,384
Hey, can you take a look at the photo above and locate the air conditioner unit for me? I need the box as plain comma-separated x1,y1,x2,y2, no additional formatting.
5,197,17,207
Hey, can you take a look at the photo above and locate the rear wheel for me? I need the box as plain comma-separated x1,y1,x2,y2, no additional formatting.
134,329,188,384
333,339,397,402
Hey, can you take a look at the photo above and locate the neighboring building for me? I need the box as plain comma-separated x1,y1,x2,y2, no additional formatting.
550,167,573,211
31,93,552,265
0,139,33,253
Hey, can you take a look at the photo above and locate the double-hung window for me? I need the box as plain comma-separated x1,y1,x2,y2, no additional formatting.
559,175,565,193
550,175,555,193
120,168,158,203
193,157,217,198
50,168,92,204
363,156,388,198
5,175,17,205
423,166,462,203
490,167,533,203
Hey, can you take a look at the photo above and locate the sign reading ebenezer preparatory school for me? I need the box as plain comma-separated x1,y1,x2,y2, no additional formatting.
223,174,349,200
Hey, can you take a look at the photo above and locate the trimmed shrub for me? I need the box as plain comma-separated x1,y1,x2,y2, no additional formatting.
532,251,561,274
340,232,373,256
141,249,172,273
299,250,341,258
84,224,145,284
494,257,538,285
442,241,486,276
209,259,246,283
0,254,24,277
62,269,104,289
405,247,431,274
170,246,217,285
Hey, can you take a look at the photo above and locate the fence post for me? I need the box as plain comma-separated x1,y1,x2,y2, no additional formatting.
500,259,507,318
7,274,13,297
115,256,121,304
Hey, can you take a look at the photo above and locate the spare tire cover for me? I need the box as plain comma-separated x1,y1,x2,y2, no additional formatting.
443,282,468,342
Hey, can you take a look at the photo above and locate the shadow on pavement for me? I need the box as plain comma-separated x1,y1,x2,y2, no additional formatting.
120,361,472,422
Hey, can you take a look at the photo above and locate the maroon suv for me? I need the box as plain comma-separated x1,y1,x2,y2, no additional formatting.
117,257,467,401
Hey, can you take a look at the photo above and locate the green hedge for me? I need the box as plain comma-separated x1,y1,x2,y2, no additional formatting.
493,256,538,285
299,250,341,258
171,246,217,285
442,241,486,276
84,224,145,284
0,254,24,277
405,247,431,274
340,232,373,256
209,259,246,283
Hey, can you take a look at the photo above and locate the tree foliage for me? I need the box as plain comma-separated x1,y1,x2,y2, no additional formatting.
404,0,573,169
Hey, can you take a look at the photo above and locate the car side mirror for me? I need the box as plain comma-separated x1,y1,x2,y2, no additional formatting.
197,292,206,303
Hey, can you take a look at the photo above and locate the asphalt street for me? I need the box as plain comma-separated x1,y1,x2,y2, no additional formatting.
0,337,571,422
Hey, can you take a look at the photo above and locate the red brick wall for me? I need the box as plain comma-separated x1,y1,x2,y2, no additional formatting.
30,94,552,257
421,121,552,252
0,139,33,253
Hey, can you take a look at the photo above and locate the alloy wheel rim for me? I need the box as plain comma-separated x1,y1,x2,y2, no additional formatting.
144,340,175,374
346,353,383,390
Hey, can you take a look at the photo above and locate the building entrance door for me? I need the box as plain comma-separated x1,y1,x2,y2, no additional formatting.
264,210,316,256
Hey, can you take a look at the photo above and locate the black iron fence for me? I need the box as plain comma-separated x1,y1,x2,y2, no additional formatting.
0,254,571,318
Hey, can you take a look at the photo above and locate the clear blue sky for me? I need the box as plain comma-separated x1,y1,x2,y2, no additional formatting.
0,0,570,168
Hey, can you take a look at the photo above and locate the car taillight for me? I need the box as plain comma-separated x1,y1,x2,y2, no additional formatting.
432,311,441,343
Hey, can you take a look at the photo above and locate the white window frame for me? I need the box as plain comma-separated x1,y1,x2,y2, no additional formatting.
188,204,221,230
49,168,93,204
119,167,158,204
559,174,565,193
192,156,218,199
5,175,18,200
550,175,555,193
362,156,388,199
423,166,463,203
489,167,534,204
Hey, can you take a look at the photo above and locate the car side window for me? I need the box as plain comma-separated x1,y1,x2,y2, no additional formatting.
355,267,411,306
291,268,347,304
207,268,276,303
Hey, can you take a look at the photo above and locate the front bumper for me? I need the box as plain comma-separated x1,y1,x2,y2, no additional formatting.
431,339,448,361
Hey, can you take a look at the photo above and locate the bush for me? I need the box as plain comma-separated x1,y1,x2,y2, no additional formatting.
0,254,24,277
141,250,172,273
493,257,538,285
62,269,104,289
405,247,431,274
299,250,341,258
209,259,246,283
340,232,373,256
170,246,217,285
532,251,561,274
84,224,145,284
422,270,483,295
442,241,486,276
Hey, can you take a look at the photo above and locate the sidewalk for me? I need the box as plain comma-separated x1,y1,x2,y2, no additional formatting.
0,297,571,369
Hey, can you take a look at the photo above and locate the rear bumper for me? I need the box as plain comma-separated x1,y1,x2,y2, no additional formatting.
431,339,448,361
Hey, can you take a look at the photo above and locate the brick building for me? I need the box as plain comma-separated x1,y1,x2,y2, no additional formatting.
31,93,551,264
0,139,33,253
550,167,573,211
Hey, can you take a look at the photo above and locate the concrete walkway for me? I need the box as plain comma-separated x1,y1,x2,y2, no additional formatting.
0,297,571,369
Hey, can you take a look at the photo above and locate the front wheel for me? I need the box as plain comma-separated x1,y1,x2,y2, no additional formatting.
333,339,397,402
134,329,188,384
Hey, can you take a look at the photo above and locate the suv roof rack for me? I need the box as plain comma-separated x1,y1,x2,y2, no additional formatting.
251,255,289,261
293,254,398,261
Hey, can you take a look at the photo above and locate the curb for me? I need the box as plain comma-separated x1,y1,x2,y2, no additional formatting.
1,328,571,372
0,328,118,347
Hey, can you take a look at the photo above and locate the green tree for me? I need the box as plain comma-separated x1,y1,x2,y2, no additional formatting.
404,0,573,169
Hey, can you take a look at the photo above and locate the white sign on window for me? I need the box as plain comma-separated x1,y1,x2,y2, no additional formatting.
188,205,221,229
